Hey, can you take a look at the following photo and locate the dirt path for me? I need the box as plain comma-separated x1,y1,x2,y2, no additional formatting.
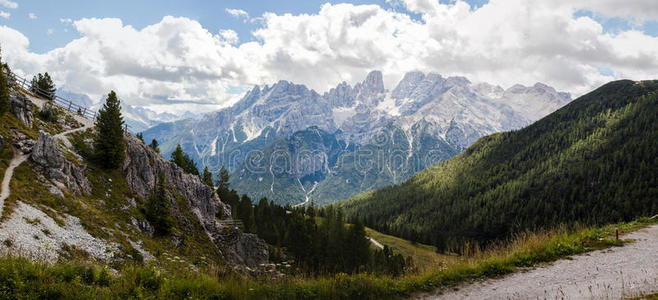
0,93,95,216
418,225,658,299
0,149,29,214
369,237,384,249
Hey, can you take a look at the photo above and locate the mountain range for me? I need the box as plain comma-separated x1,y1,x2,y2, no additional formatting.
143,71,571,205
340,79,658,250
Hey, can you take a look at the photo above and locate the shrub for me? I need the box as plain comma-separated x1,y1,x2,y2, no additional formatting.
38,103,60,123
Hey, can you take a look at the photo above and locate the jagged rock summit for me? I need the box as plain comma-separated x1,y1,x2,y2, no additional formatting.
144,70,571,205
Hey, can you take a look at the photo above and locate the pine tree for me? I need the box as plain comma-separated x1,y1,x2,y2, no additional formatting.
216,166,230,192
30,74,40,94
202,166,213,188
171,144,199,175
146,172,174,236
136,132,144,142
94,91,125,169
40,72,56,100
0,48,9,116
149,138,160,153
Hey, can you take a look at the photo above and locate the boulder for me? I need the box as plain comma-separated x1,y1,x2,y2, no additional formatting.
31,131,91,195
225,232,269,268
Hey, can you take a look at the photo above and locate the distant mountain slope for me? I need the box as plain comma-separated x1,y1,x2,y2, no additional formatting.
341,80,658,251
144,71,571,205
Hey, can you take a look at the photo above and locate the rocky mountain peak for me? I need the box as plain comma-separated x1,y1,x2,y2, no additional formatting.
362,70,385,93
392,71,425,99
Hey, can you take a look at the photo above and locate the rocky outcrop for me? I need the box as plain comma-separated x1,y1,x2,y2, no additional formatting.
9,90,34,126
122,135,232,234
225,232,269,268
31,131,91,195
12,132,35,154
121,135,269,265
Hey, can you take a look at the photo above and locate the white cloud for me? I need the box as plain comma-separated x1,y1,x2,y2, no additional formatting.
0,10,8,19
0,0,17,9
0,1,656,114
60,18,73,24
46,28,54,35
219,29,239,45
566,0,658,23
28,13,36,19
226,8,249,21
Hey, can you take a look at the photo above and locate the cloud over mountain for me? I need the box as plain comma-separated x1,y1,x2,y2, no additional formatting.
0,0,656,113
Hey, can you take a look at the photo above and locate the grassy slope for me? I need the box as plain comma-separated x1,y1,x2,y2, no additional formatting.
0,91,227,272
365,227,453,272
0,217,654,299
340,80,658,247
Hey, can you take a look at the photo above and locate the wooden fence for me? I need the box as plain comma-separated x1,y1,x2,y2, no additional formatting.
4,69,131,132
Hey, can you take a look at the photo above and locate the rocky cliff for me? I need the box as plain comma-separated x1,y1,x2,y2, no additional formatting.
9,90,33,126
121,134,268,267
31,131,91,195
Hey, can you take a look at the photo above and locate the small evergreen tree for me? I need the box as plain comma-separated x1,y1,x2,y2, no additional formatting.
216,166,230,192
136,132,144,142
94,91,125,169
29,74,40,94
171,144,199,175
202,166,213,188
40,72,56,100
146,172,174,236
0,48,9,116
149,138,160,153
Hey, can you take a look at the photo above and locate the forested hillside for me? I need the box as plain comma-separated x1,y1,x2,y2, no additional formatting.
341,80,658,252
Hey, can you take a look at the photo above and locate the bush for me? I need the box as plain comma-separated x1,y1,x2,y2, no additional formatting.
38,102,60,123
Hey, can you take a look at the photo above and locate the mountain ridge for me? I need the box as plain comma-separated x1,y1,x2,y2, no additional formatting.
339,79,658,250
143,70,571,205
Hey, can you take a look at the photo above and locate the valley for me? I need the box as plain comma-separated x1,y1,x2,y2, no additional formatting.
0,2,656,297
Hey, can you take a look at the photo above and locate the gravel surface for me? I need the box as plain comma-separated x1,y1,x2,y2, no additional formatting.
0,201,118,262
417,225,658,299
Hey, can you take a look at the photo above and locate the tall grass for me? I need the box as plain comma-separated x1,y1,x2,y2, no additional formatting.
0,218,654,299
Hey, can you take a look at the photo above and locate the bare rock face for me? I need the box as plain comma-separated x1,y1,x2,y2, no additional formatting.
9,90,34,126
122,135,232,235
31,131,91,195
225,232,269,268
121,135,268,265
130,217,154,237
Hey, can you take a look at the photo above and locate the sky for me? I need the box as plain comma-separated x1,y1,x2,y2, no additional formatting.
0,0,657,113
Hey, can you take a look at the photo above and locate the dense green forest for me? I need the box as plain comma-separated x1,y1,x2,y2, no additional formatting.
218,173,409,276
341,80,658,252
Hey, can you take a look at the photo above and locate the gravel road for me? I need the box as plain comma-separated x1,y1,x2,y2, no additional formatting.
418,224,658,299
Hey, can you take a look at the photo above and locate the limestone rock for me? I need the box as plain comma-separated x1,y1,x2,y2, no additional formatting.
31,131,91,195
9,90,34,126
225,232,269,268
130,217,154,237
122,135,231,235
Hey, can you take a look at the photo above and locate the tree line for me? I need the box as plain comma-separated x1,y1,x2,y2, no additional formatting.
342,80,658,253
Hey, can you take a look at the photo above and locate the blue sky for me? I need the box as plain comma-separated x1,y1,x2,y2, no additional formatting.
2,0,395,53
8,0,656,54
1,0,657,113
